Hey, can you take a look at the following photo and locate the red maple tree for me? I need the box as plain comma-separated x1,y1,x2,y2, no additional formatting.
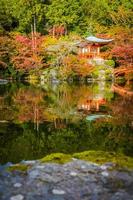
112,44,133,66
12,33,45,73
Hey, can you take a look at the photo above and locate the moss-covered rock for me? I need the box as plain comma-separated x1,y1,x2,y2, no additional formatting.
73,151,133,169
7,164,30,172
40,151,133,169
40,153,72,164
6,151,133,171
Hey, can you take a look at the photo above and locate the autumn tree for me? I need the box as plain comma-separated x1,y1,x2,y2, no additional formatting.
0,35,16,77
62,55,93,78
12,33,46,73
112,44,133,67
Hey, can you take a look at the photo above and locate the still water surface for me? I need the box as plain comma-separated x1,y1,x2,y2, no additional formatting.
0,81,133,164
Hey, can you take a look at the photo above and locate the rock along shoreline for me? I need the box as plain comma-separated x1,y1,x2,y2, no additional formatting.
0,156,133,200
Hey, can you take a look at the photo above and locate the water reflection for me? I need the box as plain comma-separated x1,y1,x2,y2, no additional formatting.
0,81,133,164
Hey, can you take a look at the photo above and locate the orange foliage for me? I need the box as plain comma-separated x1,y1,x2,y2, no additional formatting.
49,25,66,38
13,88,46,123
63,55,93,77
12,33,46,72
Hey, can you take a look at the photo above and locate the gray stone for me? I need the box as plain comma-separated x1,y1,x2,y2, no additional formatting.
70,171,77,176
14,183,22,188
10,194,24,200
110,191,132,200
0,159,133,200
52,189,66,195
22,160,36,165
29,170,40,179
35,165,45,169
101,171,109,177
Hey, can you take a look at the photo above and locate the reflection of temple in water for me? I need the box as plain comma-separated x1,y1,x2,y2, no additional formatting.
78,98,106,112
77,82,113,112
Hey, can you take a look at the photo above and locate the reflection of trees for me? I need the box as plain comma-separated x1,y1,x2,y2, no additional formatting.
77,82,113,112
1,82,133,164
43,83,82,127
104,96,133,156
0,84,16,122
1,118,133,164
0,122,23,164
109,96,133,124
43,82,114,125
0,82,114,127
13,86,46,130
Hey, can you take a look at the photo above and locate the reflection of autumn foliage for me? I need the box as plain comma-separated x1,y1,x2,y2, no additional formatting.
0,96,14,121
12,33,45,72
109,97,133,125
105,97,133,149
13,88,46,123
43,84,80,123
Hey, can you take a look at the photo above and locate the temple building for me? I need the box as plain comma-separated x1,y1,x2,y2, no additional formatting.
77,36,113,59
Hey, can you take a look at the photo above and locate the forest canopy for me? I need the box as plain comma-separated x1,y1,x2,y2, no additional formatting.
0,0,132,34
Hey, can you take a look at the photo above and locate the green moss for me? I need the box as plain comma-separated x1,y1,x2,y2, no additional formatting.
40,151,133,169
7,164,30,172
40,153,72,164
73,151,133,169
7,151,133,172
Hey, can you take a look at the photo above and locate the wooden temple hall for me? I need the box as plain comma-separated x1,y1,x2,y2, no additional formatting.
77,36,113,58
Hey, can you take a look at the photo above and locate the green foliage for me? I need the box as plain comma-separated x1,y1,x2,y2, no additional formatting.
12,0,47,33
0,0,131,34
0,0,17,33
0,0,132,77
105,60,115,67
46,0,84,33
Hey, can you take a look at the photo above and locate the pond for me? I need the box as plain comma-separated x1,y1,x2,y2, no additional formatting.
0,81,133,164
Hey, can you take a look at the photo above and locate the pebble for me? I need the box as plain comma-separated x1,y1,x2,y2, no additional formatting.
70,171,77,176
22,160,36,164
14,183,22,188
101,171,109,177
101,165,108,170
81,165,86,169
72,158,78,161
10,194,24,200
35,165,45,169
29,170,39,178
52,189,66,195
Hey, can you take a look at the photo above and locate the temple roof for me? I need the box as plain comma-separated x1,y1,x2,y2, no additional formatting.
86,36,114,43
